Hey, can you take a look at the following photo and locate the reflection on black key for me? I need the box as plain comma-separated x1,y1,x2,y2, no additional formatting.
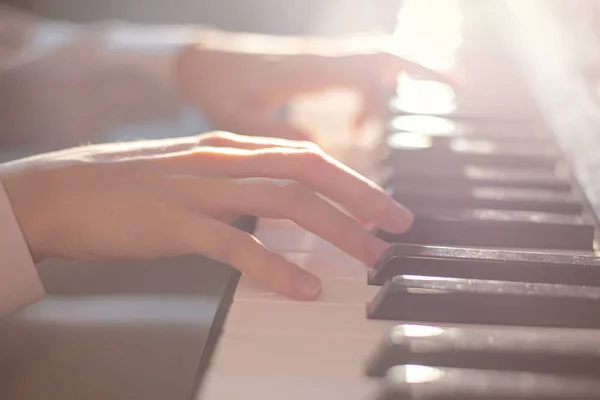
386,130,557,149
367,276,600,329
389,91,544,123
376,209,594,251
388,186,582,215
368,244,600,286
385,134,558,169
386,114,551,141
386,165,572,192
365,324,600,378
372,365,600,400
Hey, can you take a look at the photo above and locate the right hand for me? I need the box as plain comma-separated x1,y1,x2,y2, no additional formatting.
0,132,413,300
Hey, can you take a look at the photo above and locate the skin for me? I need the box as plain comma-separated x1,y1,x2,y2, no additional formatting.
0,33,453,301
175,38,456,140
0,132,412,300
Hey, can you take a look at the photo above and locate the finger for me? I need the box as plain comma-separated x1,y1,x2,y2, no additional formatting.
172,177,391,265
231,149,413,233
379,52,461,87
165,148,413,233
62,136,200,162
177,210,322,300
196,131,318,150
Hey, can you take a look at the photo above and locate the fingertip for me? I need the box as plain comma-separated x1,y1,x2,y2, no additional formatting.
394,202,414,232
376,200,414,234
293,270,322,300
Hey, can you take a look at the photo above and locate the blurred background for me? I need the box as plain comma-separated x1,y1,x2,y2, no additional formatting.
3,0,400,35
3,0,600,152
4,1,600,399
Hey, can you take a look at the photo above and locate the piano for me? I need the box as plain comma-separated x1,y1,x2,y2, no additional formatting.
193,0,600,399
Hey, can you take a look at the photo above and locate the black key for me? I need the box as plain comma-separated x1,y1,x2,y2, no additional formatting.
386,114,551,141
386,130,557,150
369,244,600,286
384,135,558,169
372,365,600,400
388,186,582,215
367,275,600,329
389,90,544,124
376,209,594,251
385,165,572,192
365,324,600,377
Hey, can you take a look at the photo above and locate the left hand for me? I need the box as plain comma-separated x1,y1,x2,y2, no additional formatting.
174,33,454,140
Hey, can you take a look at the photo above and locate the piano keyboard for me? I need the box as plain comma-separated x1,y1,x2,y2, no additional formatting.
197,1,600,399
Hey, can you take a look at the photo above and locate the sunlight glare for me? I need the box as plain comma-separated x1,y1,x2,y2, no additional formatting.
389,365,446,384
393,0,463,70
392,75,457,115
389,115,458,136
387,132,433,149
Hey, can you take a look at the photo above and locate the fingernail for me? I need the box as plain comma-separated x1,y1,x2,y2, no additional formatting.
295,272,322,299
368,236,391,264
386,201,414,233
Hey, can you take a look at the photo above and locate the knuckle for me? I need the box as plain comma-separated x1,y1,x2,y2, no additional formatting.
298,141,322,152
298,148,327,164
295,149,329,178
197,131,239,146
273,179,310,204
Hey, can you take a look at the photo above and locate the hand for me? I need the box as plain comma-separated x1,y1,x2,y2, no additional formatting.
174,32,454,140
0,132,412,300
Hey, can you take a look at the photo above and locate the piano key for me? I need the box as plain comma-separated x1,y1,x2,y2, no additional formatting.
199,5,600,400
257,227,339,252
227,300,396,336
372,365,600,400
385,165,572,192
389,85,545,121
367,275,600,329
376,209,595,251
202,331,380,400
209,330,377,378
386,131,557,151
388,185,582,215
365,323,600,378
386,114,552,141
235,276,377,306
384,134,558,169
369,244,600,286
